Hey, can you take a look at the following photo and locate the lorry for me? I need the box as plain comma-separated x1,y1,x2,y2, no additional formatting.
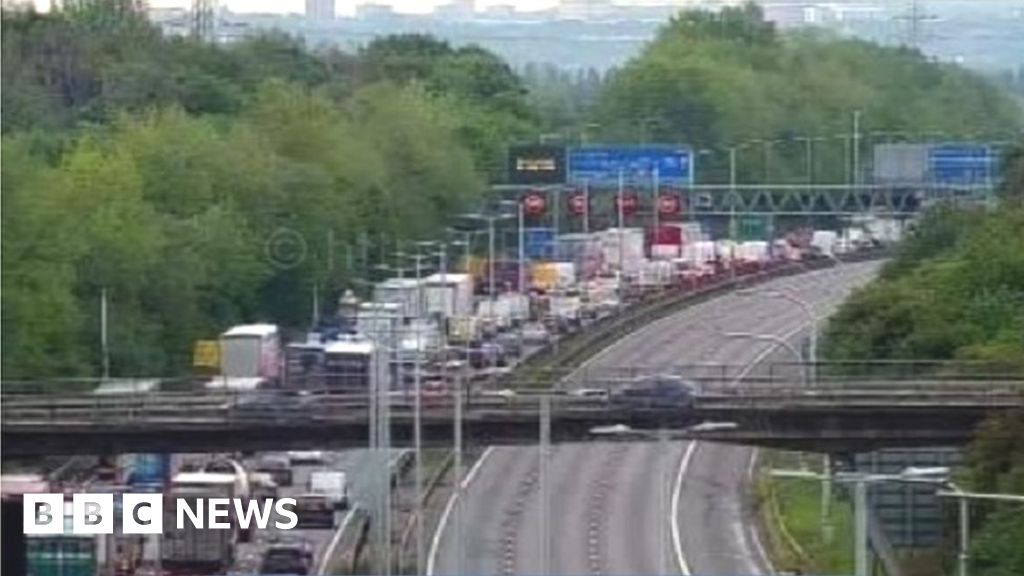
547,292,583,333
810,230,838,257
423,273,474,318
161,486,235,575
309,471,350,510
163,469,252,574
476,293,529,331
208,324,281,390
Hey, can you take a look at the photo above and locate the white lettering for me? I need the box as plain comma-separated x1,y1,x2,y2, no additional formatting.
23,494,64,535
207,498,230,529
122,494,163,535
176,498,203,529
233,499,274,530
72,494,113,534
273,498,298,530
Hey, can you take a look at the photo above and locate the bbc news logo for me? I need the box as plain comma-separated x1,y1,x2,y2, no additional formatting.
23,494,298,534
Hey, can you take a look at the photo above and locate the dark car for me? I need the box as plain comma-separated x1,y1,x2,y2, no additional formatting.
611,376,696,410
295,494,336,529
229,391,312,422
260,541,314,575
495,332,523,359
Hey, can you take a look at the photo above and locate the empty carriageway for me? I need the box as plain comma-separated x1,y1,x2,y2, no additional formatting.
427,260,883,576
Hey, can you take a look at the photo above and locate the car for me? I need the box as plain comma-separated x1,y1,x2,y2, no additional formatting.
229,391,310,421
255,455,293,488
495,332,523,359
466,340,502,369
611,375,696,410
294,494,336,529
260,540,314,575
249,472,279,500
521,322,551,345
570,388,610,401
288,450,326,465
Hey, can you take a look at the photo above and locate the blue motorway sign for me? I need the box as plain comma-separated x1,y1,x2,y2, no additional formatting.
928,144,996,185
568,146,693,186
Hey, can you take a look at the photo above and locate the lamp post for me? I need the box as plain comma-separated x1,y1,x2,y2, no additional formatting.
736,287,818,385
499,199,526,296
722,331,806,387
770,466,956,576
459,212,514,306
935,486,1024,576
853,110,862,188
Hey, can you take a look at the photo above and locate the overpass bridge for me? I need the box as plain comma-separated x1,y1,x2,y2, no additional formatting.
4,370,1021,458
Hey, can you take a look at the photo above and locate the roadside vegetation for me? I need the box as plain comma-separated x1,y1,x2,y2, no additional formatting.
759,451,854,575
817,147,1024,575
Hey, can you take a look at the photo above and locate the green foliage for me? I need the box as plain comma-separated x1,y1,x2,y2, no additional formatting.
824,148,1024,575
594,2,1022,184
0,9,494,377
823,205,1024,370
969,507,1024,576
963,409,1024,576
359,35,538,178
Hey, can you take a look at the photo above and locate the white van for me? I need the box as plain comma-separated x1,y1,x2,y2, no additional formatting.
309,471,349,510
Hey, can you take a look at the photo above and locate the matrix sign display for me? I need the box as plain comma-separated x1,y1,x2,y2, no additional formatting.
507,145,567,185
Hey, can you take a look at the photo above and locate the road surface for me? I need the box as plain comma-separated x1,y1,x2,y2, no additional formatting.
429,261,881,575
232,449,407,573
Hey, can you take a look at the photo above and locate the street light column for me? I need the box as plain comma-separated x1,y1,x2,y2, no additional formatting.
488,218,496,303
854,479,869,576
653,167,661,246
518,200,525,296
853,110,862,188
958,496,969,576
539,394,551,574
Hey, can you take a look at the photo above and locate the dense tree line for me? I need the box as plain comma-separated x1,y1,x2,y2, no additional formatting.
592,3,1022,184
3,2,1021,382
1,7,536,378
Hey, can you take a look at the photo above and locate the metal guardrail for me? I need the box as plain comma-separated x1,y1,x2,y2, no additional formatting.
3,382,1021,428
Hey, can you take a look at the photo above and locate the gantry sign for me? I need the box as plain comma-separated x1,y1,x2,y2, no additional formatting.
503,144,996,217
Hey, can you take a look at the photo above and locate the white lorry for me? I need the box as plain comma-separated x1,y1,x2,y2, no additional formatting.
309,470,350,510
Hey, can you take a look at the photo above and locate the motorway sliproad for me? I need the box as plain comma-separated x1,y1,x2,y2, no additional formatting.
428,261,882,575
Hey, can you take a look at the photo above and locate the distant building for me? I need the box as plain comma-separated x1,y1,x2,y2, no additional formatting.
356,2,395,20
435,0,476,21
559,0,615,21
762,3,813,28
482,4,517,19
305,0,335,21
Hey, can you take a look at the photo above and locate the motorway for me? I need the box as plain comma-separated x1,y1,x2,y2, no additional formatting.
429,260,882,576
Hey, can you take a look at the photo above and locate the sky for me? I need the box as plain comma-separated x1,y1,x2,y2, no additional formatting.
32,0,566,16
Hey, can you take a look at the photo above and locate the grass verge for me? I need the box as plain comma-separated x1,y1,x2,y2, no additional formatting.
759,451,855,575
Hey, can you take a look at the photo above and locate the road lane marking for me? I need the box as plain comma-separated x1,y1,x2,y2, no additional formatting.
672,440,698,575
747,449,776,575
670,313,815,576
425,446,495,576
316,506,358,576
